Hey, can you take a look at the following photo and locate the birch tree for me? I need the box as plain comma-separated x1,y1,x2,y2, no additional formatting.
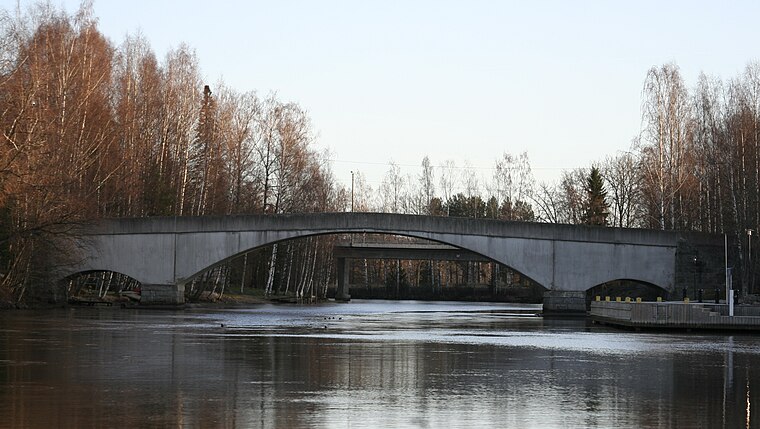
438,159,457,213
379,161,404,213
161,45,201,216
113,33,165,216
490,151,534,220
418,156,435,214
639,63,694,230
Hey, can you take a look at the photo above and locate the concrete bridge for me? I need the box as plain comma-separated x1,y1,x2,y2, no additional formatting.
61,213,727,312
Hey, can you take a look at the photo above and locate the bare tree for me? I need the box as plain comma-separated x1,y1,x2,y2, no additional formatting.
218,88,260,214
601,152,643,228
639,63,695,229
0,1,115,301
161,44,202,216
113,33,165,216
532,181,563,223
690,73,726,233
462,161,479,199
351,170,373,212
489,151,534,220
438,159,457,210
418,156,435,214
559,168,588,224
379,161,404,213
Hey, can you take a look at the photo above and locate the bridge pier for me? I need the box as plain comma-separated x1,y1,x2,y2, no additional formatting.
335,257,351,302
543,290,586,315
140,284,185,306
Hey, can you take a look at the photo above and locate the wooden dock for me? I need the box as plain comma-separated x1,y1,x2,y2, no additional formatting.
589,300,760,331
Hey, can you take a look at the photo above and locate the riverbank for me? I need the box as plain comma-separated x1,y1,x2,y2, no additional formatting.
184,293,323,308
0,291,325,310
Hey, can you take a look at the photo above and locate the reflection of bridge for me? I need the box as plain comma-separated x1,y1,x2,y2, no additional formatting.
62,213,725,312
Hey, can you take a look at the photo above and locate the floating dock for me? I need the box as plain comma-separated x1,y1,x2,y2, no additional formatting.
589,300,760,331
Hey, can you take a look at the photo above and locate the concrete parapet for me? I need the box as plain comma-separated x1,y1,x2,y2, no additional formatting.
141,284,185,305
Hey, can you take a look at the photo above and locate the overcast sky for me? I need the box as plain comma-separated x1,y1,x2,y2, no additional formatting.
7,0,760,192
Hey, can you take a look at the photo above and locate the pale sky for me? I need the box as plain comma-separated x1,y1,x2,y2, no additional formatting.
7,0,760,193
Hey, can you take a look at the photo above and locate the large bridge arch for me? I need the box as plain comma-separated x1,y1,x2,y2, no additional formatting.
180,231,546,288
60,213,724,311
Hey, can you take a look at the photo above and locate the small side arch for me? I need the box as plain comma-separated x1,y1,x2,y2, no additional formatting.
585,278,670,303
63,270,142,302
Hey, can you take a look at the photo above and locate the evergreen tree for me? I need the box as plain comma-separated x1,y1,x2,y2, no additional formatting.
446,193,486,218
583,167,609,226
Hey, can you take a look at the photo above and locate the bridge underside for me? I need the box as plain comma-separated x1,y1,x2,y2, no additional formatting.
333,242,491,262
333,242,493,302
332,242,549,305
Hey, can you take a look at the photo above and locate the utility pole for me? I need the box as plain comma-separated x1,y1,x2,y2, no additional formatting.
351,171,354,212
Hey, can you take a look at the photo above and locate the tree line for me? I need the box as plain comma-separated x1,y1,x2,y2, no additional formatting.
351,63,760,294
0,3,343,303
0,3,757,304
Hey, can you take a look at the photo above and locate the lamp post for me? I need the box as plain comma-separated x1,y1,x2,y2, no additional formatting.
693,252,704,302
350,171,354,212
693,252,698,301
748,229,754,295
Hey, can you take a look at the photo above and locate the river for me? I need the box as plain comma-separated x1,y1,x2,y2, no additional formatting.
0,300,757,428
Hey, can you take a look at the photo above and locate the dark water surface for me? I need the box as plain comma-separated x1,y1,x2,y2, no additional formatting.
1,300,758,428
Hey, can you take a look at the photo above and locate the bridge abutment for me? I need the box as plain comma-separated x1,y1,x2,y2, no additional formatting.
543,290,586,315
140,284,185,306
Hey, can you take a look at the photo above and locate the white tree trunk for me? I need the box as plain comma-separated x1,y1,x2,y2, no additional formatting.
265,243,278,296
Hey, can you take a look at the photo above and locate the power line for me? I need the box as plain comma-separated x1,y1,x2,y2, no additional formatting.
327,158,577,171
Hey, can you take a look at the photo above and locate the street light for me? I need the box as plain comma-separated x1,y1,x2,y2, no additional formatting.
693,252,698,301
748,229,754,295
693,252,703,302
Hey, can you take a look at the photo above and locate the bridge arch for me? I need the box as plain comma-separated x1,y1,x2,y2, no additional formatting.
179,231,548,292
62,269,142,301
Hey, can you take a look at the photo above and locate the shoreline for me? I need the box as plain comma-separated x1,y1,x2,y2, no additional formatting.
0,293,321,311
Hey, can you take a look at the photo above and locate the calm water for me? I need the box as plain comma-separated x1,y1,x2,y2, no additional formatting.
0,300,758,428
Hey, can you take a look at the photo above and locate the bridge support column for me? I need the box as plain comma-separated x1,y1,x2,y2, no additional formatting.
543,290,586,315
336,257,351,302
140,284,185,306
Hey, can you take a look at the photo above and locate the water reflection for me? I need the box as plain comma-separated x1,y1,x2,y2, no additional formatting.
0,301,758,428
